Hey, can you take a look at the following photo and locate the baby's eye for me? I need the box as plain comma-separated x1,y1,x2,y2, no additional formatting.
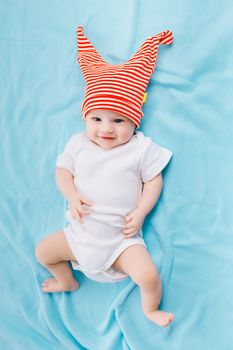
92,117,101,122
114,119,124,123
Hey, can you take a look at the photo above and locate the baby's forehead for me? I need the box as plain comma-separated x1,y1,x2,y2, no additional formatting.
86,109,127,119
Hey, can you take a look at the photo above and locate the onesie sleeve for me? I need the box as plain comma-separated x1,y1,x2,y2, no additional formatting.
139,136,173,183
56,134,79,175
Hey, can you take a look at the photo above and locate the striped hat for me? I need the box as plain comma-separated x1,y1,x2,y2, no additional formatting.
77,26,173,128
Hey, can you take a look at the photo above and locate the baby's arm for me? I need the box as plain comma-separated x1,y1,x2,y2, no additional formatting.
56,167,92,223
137,173,163,216
55,167,77,200
123,173,163,238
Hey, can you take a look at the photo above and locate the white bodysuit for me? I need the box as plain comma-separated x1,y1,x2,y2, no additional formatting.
56,131,172,283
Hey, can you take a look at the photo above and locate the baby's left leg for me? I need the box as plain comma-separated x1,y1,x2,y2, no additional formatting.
112,245,174,327
35,230,79,293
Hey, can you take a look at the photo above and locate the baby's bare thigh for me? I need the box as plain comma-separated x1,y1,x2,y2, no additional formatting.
36,230,77,263
113,245,158,280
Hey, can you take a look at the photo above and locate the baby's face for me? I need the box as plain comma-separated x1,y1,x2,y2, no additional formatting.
85,109,136,149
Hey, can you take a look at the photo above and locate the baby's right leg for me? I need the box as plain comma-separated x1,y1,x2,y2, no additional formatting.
35,230,79,293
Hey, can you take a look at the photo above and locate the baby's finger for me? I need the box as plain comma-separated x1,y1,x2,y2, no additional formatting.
124,219,137,228
71,213,81,222
81,205,92,215
71,208,83,224
76,212,84,224
76,203,89,217
79,196,93,206
122,227,136,235
123,230,137,238
123,223,133,231
78,207,89,216
125,214,133,223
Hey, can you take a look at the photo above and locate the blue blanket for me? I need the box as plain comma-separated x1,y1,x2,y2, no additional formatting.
1,0,232,349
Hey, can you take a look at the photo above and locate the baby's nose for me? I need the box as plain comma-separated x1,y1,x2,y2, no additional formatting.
101,124,114,133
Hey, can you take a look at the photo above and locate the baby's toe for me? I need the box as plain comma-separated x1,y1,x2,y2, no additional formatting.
41,278,53,288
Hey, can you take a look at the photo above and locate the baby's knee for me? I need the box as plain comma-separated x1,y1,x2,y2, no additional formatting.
35,240,50,265
134,266,161,288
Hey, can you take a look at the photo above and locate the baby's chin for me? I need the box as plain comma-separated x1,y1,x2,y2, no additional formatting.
89,136,132,149
92,139,122,149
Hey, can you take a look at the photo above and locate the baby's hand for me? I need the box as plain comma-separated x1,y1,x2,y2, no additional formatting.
122,208,146,238
67,191,93,224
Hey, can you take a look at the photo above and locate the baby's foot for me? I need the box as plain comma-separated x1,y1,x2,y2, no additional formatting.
146,310,174,327
41,278,79,293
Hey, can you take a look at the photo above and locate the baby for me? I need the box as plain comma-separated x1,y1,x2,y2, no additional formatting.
35,27,174,327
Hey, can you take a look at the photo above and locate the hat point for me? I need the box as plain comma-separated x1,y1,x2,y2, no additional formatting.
77,26,84,35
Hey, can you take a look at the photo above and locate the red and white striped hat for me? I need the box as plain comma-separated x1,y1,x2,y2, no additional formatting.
77,26,173,128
